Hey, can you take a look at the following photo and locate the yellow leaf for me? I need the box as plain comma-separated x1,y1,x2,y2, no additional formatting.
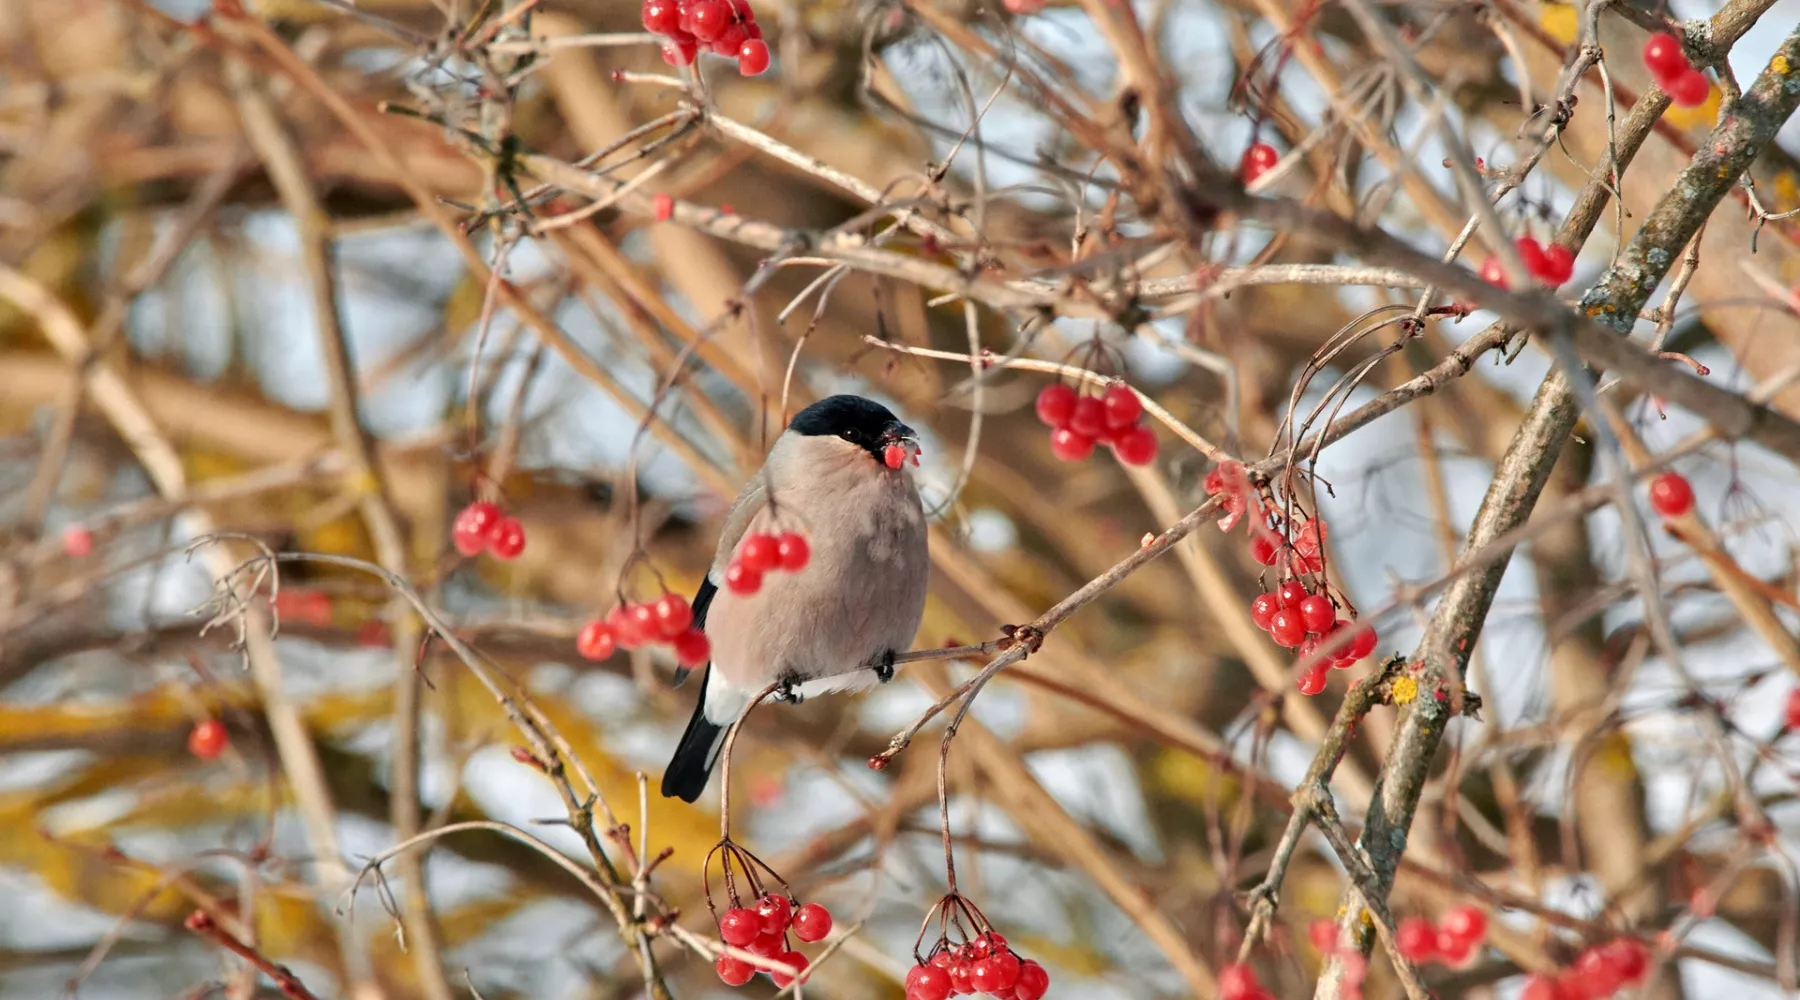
1538,3,1579,46
1665,87,1721,130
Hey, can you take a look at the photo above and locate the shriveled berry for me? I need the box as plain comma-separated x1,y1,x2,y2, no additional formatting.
776,532,811,571
770,950,809,988
62,525,95,558
488,517,526,560
1269,609,1306,647
791,902,832,942
673,628,711,667
719,907,760,947
1250,534,1278,566
1297,665,1328,695
1643,32,1687,80
1111,424,1158,466
908,964,953,1000
740,533,780,572
738,38,771,75
1667,67,1709,107
716,954,755,986
1298,594,1336,633
1101,384,1143,428
189,719,229,760
576,620,616,661
1276,580,1308,608
1035,383,1078,427
653,594,693,637
1648,471,1693,517
1293,518,1328,556
1250,592,1280,631
754,893,791,936
1049,427,1095,462
1395,916,1437,964
1240,142,1279,184
1068,396,1106,438
452,501,502,556
1012,961,1049,1000
724,561,763,595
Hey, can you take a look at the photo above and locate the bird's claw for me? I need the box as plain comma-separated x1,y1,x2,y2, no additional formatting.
873,650,896,684
774,675,802,704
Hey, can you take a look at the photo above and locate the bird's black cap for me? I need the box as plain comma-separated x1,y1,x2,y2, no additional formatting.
788,395,914,458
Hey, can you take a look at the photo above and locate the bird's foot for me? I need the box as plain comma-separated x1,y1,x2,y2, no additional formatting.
773,674,803,704
873,650,896,684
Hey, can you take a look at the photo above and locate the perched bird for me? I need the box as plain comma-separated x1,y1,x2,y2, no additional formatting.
660,395,930,803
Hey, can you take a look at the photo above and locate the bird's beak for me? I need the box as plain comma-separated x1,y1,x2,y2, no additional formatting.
878,421,917,448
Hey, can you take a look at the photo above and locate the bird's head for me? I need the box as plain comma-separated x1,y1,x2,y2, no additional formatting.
787,395,918,469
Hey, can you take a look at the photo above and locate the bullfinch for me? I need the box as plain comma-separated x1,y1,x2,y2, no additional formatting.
659,395,930,803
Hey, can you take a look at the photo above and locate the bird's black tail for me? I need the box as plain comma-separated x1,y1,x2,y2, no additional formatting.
661,669,727,803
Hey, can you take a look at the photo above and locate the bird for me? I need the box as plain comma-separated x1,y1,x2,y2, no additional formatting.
659,395,931,804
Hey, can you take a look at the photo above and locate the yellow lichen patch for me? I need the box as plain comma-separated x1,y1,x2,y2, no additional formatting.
1391,676,1419,705
1150,747,1241,806
1774,54,1790,75
1772,172,1800,214
1538,4,1579,46
1665,86,1721,130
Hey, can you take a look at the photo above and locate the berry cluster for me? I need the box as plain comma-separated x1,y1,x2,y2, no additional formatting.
577,594,709,667
1394,906,1488,967
714,893,831,987
1239,142,1279,184
1034,382,1159,466
1218,963,1274,1000
905,933,1049,1000
1480,236,1575,290
189,718,229,760
1521,939,1650,999
1642,33,1709,107
452,501,526,560
641,0,770,74
724,531,811,595
1248,580,1377,694
1646,471,1692,518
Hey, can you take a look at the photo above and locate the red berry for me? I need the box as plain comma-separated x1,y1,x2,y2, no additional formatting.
1440,906,1486,946
1308,919,1337,952
908,965,953,1000
883,443,908,469
971,952,1021,994
1068,396,1106,438
1111,424,1158,466
1240,142,1279,184
1786,688,1800,730
748,928,785,957
754,894,791,936
653,594,693,637
1035,383,1078,427
1012,961,1048,1000
1250,592,1280,630
1540,243,1576,285
1514,236,1549,283
740,533,781,572
1600,938,1650,984
776,532,811,570
1101,384,1143,428
274,587,332,627
188,719,229,760
627,602,660,642
1571,946,1624,996
1395,916,1437,964
711,22,749,56
1218,963,1260,1000
452,501,502,556
673,628,711,667
1276,580,1308,608
1437,925,1478,966
488,517,526,560
948,959,974,995
1648,471,1693,517
791,902,832,942
1346,621,1378,660
770,950,809,988
687,0,727,39
724,561,763,595
719,907,760,947
1269,609,1306,647
1297,594,1336,633
1521,974,1568,1000
1480,256,1511,290
1667,67,1709,106
738,38,771,75
1642,32,1688,80
1297,664,1328,695
653,192,675,221
716,954,755,986
61,525,94,558
643,0,679,33
1048,427,1095,462
661,37,698,66
576,620,616,661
